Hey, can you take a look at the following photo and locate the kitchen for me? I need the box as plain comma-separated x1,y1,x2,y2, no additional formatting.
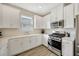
0,3,78,56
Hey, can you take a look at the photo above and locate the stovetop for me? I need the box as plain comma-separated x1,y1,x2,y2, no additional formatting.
49,33,65,38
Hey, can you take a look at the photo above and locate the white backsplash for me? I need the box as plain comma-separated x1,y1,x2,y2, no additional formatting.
45,28,76,39
1,28,41,37
0,28,76,39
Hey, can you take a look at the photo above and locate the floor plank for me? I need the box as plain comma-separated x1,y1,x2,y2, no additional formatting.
17,45,57,56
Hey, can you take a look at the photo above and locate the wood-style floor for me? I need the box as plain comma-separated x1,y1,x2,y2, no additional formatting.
17,45,57,56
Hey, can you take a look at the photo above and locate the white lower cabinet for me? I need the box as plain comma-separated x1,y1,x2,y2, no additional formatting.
62,38,74,56
0,43,8,56
21,37,30,52
0,35,74,56
30,36,37,48
42,35,49,47
8,37,25,55
36,35,42,46
30,35,42,49
8,35,42,56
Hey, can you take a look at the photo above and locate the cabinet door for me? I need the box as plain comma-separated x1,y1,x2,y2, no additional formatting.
30,36,37,48
57,4,64,21
30,35,42,48
36,35,42,46
21,37,30,52
0,44,8,56
34,15,50,29
42,35,49,47
64,4,74,28
41,17,47,29
2,5,20,28
62,39,73,56
74,3,79,16
0,4,3,28
34,15,43,29
43,14,50,29
51,8,57,22
0,41,8,56
8,38,23,55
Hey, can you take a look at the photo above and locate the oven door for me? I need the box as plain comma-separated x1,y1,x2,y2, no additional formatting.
48,39,61,50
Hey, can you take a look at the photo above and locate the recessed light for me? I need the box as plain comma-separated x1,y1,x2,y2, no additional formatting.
39,6,42,8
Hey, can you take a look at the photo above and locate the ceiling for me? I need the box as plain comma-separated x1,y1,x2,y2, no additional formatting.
10,3,61,16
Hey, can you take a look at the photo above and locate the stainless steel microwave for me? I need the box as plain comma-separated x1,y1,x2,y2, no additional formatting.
51,20,64,28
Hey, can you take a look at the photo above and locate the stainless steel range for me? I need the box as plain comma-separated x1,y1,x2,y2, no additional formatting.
48,32,65,56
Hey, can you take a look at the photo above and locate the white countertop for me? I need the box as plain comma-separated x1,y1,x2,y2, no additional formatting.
62,37,75,41
0,34,43,42
0,34,75,43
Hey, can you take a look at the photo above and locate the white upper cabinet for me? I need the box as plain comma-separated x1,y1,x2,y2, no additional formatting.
0,4,3,28
64,4,74,28
34,15,43,29
51,8,57,22
51,4,64,23
1,4,20,28
43,14,51,29
57,4,64,21
74,3,79,16
34,15,50,29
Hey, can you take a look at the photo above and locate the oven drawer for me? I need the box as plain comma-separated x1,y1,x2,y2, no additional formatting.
48,45,61,56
